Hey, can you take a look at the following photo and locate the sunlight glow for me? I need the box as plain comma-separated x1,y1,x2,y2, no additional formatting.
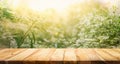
10,0,84,12
27,0,84,12
10,0,117,12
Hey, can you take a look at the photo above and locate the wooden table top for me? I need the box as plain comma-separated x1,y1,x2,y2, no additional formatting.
0,48,120,64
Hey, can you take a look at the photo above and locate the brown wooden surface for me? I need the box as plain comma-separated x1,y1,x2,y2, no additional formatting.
0,48,120,64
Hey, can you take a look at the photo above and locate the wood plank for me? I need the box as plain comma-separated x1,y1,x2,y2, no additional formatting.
24,48,55,64
76,49,91,64
103,49,120,60
0,49,11,64
101,49,120,64
84,49,102,61
76,49,89,61
0,49,26,64
95,49,118,61
0,49,25,60
0,49,9,54
64,49,77,64
50,49,64,61
25,48,55,61
11,49,26,55
50,49,64,64
7,49,38,60
36,48,55,61
113,49,120,53
0,48,119,64
83,49,106,64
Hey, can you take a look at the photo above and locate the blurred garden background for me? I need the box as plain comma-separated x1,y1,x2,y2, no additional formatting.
0,0,120,48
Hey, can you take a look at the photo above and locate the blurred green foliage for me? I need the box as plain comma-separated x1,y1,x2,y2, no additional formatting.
0,0,120,48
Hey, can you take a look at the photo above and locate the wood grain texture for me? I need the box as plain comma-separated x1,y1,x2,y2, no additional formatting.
0,49,25,60
0,48,119,64
76,49,91,64
24,48,55,64
50,49,64,64
64,49,77,64
103,49,120,60
7,49,37,60
95,49,118,61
